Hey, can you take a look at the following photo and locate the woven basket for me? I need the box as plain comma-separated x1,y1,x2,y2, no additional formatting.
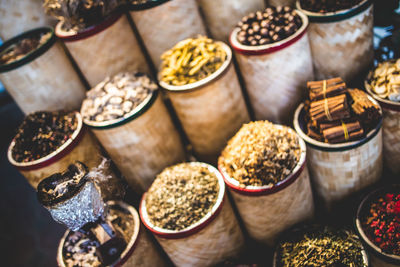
57,201,167,267
140,163,245,267
0,0,54,40
268,0,295,7
230,11,313,124
219,130,314,246
159,42,250,164
296,0,374,85
196,0,265,41
7,112,104,190
129,0,206,69
56,12,150,87
293,101,383,209
83,90,186,193
0,28,86,114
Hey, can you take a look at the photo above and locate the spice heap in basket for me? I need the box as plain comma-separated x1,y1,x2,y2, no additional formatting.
276,226,366,266
11,111,78,163
367,59,400,102
159,36,227,86
299,0,363,13
219,121,301,187
305,77,381,144
81,72,157,123
235,6,303,46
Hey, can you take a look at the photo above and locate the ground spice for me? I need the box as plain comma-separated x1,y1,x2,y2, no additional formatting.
145,163,219,231
361,192,400,255
219,121,301,188
160,36,227,86
277,227,366,267
11,111,78,163
300,0,363,13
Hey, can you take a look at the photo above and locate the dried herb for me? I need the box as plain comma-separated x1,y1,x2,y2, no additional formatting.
300,0,363,13
236,6,302,46
361,192,400,255
219,121,301,187
81,72,157,122
145,163,219,230
277,227,366,267
11,111,78,163
160,36,227,86
368,59,400,102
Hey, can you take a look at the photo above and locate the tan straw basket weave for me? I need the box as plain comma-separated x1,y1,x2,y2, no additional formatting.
140,163,245,267
230,10,313,124
268,0,295,7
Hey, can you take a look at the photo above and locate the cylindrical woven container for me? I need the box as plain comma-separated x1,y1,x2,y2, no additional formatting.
57,201,167,267
196,0,265,41
230,10,313,123
7,112,103,189
296,0,374,84
0,28,86,114
355,186,400,267
219,130,314,246
268,0,295,7
159,42,250,164
129,0,206,69
83,90,186,193
56,12,150,87
293,101,383,209
0,0,54,40
140,163,245,267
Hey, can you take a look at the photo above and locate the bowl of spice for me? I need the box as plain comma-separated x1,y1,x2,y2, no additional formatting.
7,111,104,189
365,59,400,174
140,162,244,267
356,186,400,267
293,77,383,209
0,27,86,114
81,72,185,192
158,36,250,163
230,6,313,123
218,121,314,246
296,0,373,84
273,225,369,266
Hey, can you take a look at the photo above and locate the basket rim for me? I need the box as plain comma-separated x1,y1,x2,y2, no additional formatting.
128,0,169,11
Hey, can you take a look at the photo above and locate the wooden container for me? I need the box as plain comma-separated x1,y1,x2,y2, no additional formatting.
140,162,245,267
355,186,400,267
83,90,186,193
296,0,374,85
293,101,383,209
7,112,103,190
196,0,265,41
129,0,206,69
56,12,150,87
230,10,313,123
0,28,86,114
219,130,314,246
57,201,167,267
159,42,250,164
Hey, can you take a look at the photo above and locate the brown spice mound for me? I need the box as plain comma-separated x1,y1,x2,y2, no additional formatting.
219,121,301,187
145,163,219,231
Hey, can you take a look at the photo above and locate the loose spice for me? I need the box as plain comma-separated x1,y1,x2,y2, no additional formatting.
145,163,219,231
160,36,227,86
236,6,303,46
300,0,363,13
219,121,301,188
361,192,400,255
81,72,157,123
277,227,366,267
368,59,400,102
11,111,78,163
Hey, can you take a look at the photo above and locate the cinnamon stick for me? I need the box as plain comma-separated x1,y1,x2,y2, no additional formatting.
308,77,347,101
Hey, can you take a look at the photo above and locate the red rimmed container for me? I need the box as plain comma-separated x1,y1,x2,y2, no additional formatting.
129,0,206,69
57,200,167,267
218,128,314,246
230,10,313,124
0,27,86,114
293,100,383,210
159,42,250,164
55,12,150,87
140,162,245,267
296,0,374,85
7,112,104,190
355,186,400,267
